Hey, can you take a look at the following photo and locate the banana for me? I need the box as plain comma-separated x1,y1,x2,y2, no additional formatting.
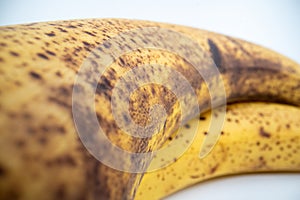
135,102,300,199
0,18,299,200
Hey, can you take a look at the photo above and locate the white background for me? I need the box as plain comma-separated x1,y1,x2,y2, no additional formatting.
1,0,300,199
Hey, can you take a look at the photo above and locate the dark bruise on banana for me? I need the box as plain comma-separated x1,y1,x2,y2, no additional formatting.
0,19,299,200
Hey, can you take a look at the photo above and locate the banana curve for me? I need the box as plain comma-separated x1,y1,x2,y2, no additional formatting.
0,19,299,199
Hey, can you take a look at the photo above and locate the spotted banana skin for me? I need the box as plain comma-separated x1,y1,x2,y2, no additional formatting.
0,19,299,200
136,102,300,199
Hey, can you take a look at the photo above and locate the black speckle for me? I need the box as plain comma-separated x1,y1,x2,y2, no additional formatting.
7,112,16,118
184,124,190,129
123,114,129,124
190,175,200,179
46,155,77,167
12,39,21,44
58,86,70,96
21,62,28,67
119,57,125,66
71,36,77,41
62,155,76,166
46,50,56,56
24,22,38,26
56,71,62,77
10,51,19,57
15,140,26,147
103,42,111,48
48,97,70,108
96,76,113,96
259,127,271,138
83,31,96,37
45,32,56,37
27,40,34,45
37,53,49,60
57,27,68,33
97,46,103,52
130,38,137,44
57,126,66,134
82,41,90,46
199,116,206,121
151,87,156,95
27,127,37,134
29,71,42,80
210,164,219,174
56,185,65,199
41,125,50,132
22,112,31,119
142,39,148,44
38,137,47,145
0,165,6,176
67,25,77,28
259,156,264,161
3,34,13,39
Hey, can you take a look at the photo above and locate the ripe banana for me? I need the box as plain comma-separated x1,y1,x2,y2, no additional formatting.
136,102,300,199
0,18,299,200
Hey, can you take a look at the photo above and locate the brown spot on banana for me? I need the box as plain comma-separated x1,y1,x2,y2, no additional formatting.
0,19,299,200
37,53,49,60
259,127,271,138
29,71,43,80
207,39,223,71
